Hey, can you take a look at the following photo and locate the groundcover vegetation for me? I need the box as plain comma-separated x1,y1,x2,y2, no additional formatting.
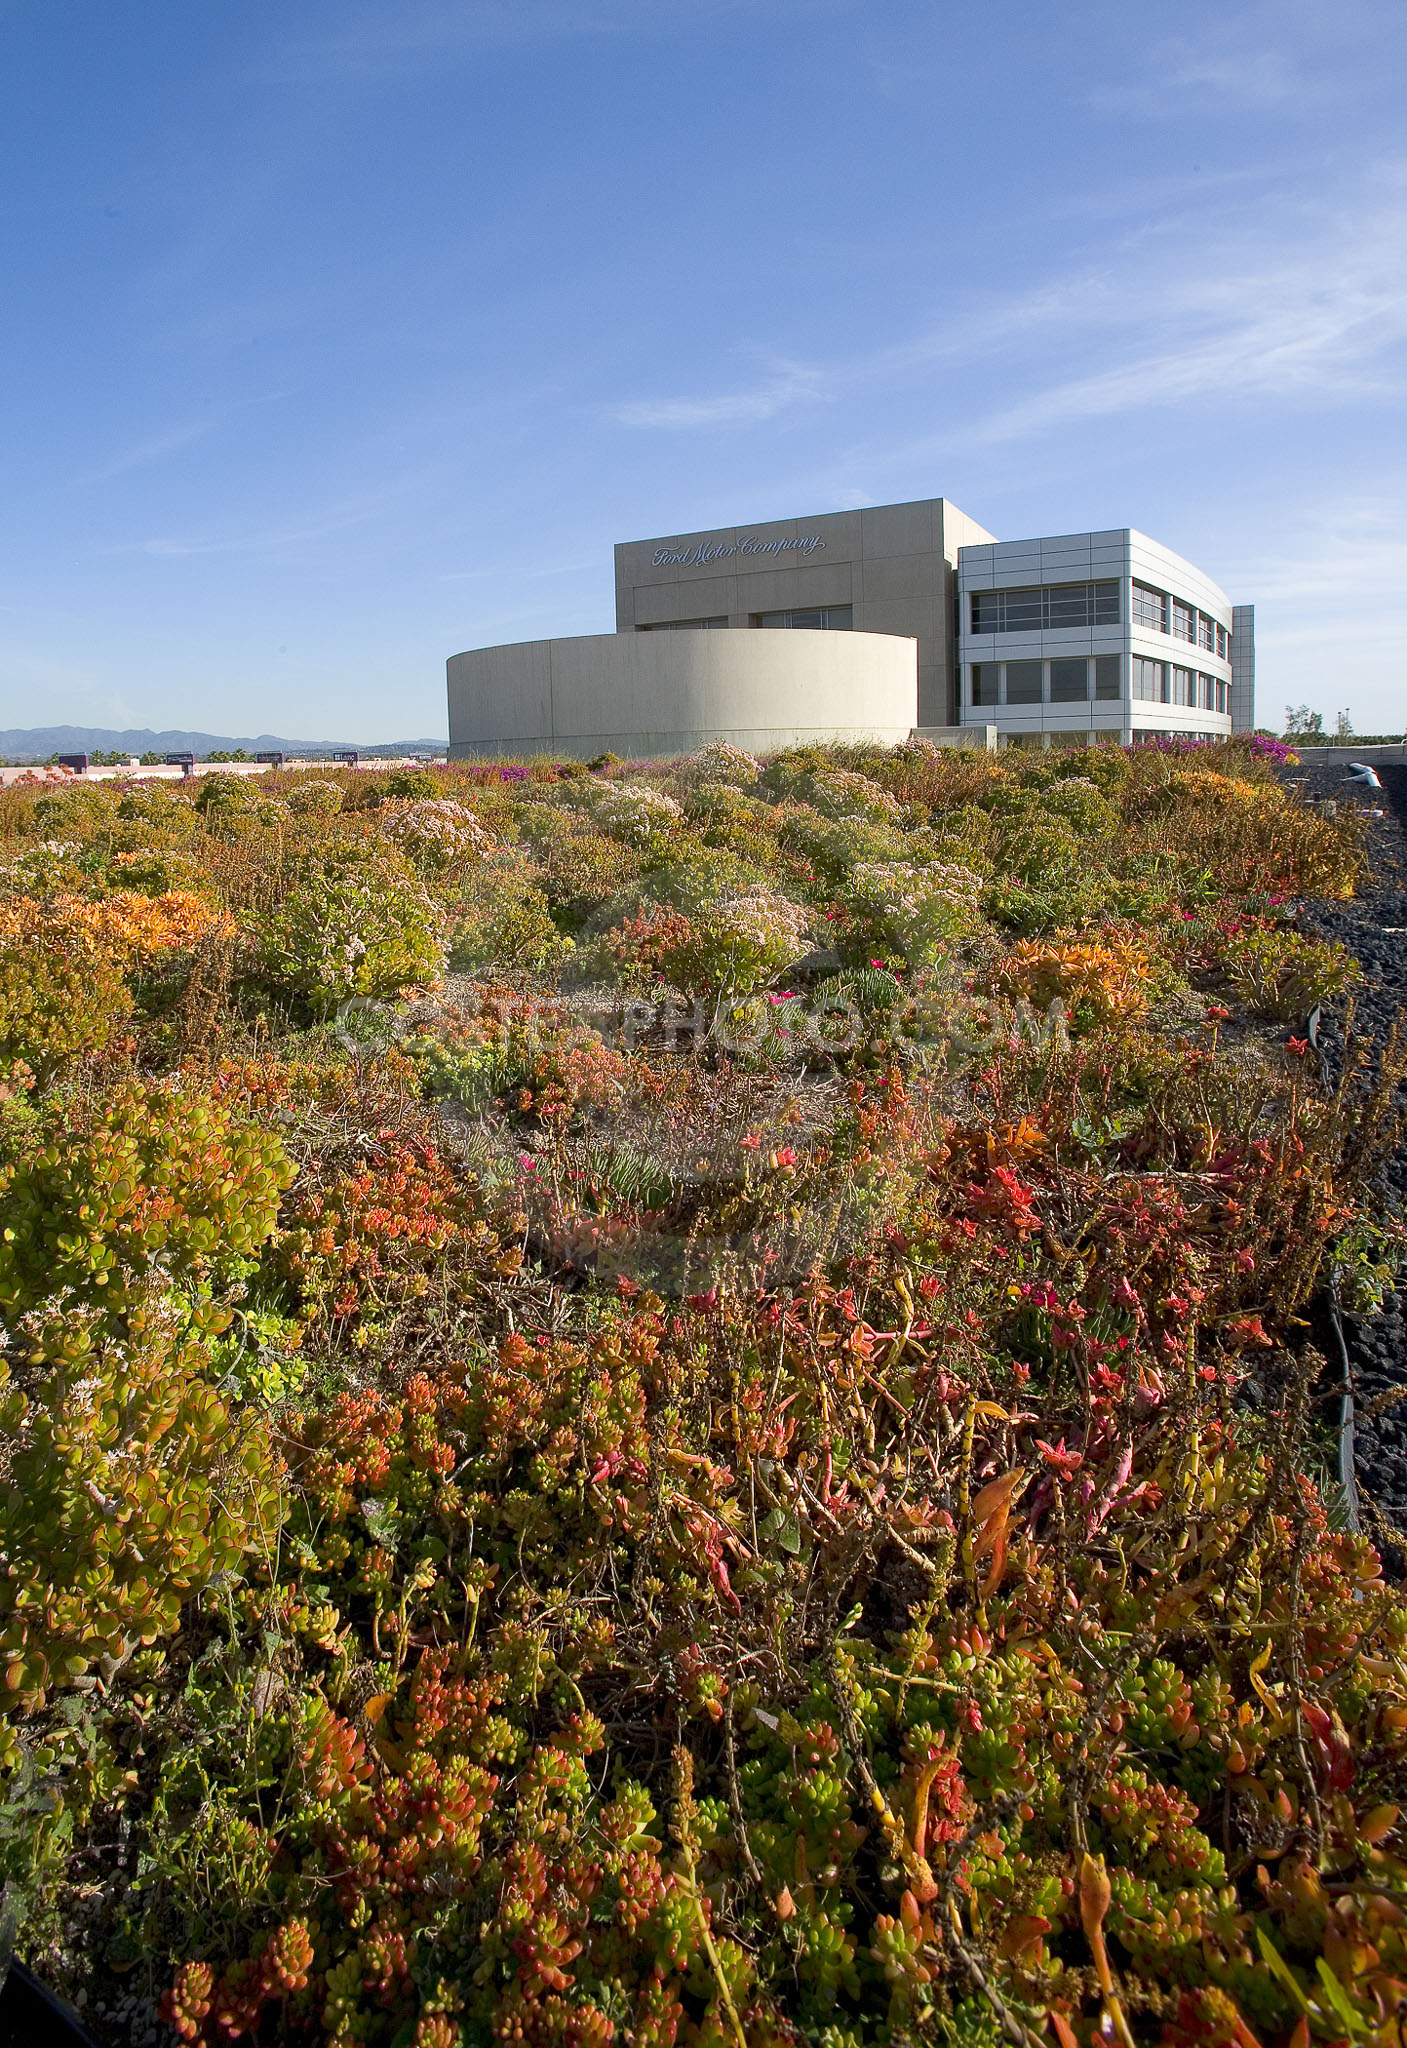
0,737,1404,2048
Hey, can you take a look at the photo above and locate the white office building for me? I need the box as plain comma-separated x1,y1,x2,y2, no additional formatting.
958,529,1248,746
447,498,1253,758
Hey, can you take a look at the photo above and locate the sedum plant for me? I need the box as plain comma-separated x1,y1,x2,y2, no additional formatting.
841,860,984,967
0,1078,293,1328
590,781,685,854
376,796,496,875
1218,924,1362,1021
256,845,445,1011
0,1325,280,1714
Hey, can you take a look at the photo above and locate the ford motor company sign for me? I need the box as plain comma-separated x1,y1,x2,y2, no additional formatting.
650,533,827,570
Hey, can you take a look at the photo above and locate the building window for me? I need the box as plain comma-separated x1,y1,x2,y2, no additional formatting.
757,606,852,630
1216,623,1228,658
1133,656,1165,702
968,581,1119,633
1132,582,1167,632
1216,679,1228,713
1005,661,1043,704
1197,613,1216,651
640,616,729,630
971,664,999,707
1094,655,1121,701
1050,658,1089,702
1172,666,1195,706
1171,598,1196,643
1196,672,1217,709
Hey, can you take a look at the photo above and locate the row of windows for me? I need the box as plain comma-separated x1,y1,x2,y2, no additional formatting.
1132,728,1222,742
640,606,855,631
758,605,853,630
969,581,1120,634
1132,583,1228,656
643,607,857,632
971,657,1123,706
1132,659,1228,712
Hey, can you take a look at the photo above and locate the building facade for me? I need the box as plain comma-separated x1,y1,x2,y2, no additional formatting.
958,530,1248,745
445,626,920,761
614,497,996,728
447,499,1254,757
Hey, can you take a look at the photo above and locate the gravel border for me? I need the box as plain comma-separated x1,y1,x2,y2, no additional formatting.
1288,759,1407,1554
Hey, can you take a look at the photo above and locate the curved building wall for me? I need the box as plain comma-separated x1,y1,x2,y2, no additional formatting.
446,629,918,760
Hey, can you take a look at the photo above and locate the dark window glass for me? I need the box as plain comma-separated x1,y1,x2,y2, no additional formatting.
1132,583,1167,631
1094,656,1121,701
1046,588,1092,628
968,581,1122,634
1001,592,1045,631
643,616,728,630
1005,661,1043,704
1216,680,1228,713
757,606,852,630
1171,599,1196,644
971,664,999,707
1050,658,1089,702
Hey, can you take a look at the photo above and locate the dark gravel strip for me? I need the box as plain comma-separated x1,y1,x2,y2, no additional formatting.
1289,760,1407,1545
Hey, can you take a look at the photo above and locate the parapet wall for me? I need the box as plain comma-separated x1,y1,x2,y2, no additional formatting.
447,629,918,760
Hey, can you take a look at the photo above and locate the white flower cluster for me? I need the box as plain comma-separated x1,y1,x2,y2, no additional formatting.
709,884,809,950
0,841,82,894
899,734,944,759
847,860,982,965
282,779,346,817
1038,776,1117,836
592,782,684,846
379,797,496,868
807,768,901,824
692,885,811,988
673,740,761,789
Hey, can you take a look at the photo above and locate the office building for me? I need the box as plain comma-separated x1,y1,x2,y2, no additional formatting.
447,498,1252,757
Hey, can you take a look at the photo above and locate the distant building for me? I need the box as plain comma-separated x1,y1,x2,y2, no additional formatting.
447,498,1252,757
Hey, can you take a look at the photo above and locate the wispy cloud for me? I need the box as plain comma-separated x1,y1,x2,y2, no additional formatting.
607,360,825,431
76,417,220,487
1233,498,1407,604
1087,0,1396,115
966,184,1407,442
118,476,428,560
606,170,1407,456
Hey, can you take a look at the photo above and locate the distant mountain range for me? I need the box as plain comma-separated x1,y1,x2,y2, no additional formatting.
0,726,447,762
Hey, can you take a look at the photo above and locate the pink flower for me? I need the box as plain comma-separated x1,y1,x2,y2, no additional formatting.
739,1133,761,1150
773,1148,798,1168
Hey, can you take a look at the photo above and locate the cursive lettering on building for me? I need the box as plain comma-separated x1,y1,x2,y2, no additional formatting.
650,534,828,570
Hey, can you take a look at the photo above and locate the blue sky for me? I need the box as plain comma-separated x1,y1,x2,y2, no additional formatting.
1,0,1404,741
